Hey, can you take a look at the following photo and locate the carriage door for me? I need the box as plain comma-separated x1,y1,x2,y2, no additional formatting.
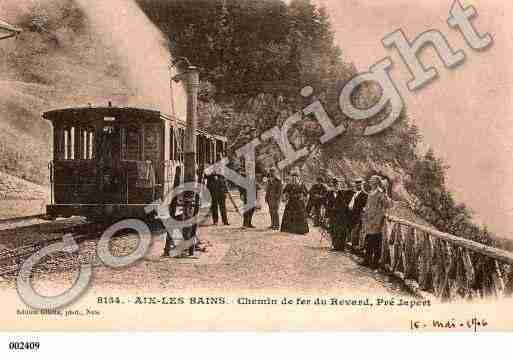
98,120,122,203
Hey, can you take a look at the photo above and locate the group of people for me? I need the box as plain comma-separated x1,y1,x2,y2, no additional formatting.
204,165,310,235
309,174,392,269
204,164,392,269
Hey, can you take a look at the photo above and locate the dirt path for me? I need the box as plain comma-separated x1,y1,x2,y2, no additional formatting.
0,204,408,297
149,209,407,294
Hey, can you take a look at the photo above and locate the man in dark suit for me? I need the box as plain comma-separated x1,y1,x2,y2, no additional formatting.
331,178,355,251
205,168,229,225
324,178,338,234
239,170,258,228
348,178,368,252
306,176,328,226
265,168,283,230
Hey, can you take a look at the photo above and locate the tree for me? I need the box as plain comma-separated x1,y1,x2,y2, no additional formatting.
138,0,497,247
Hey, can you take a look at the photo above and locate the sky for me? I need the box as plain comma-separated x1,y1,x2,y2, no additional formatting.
318,0,513,238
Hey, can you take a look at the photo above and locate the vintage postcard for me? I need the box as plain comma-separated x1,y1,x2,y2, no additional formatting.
0,0,512,336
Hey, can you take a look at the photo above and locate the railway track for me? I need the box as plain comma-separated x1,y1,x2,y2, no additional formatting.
0,214,50,231
0,212,196,281
0,222,109,278
0,219,166,279
0,214,47,226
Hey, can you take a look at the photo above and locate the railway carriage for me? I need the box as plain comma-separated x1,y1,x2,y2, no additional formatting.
44,104,226,221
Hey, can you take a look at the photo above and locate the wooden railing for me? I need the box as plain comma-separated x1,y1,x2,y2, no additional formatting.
382,215,513,301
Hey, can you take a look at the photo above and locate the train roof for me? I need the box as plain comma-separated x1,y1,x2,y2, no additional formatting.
43,106,161,121
43,106,227,142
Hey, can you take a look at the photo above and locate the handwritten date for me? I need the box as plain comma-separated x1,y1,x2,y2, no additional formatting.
410,318,488,331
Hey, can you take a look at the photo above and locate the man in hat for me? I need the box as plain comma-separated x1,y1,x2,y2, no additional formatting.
348,178,368,252
324,178,339,232
239,168,258,228
361,175,392,269
306,176,328,226
265,167,283,230
205,165,229,226
330,177,355,251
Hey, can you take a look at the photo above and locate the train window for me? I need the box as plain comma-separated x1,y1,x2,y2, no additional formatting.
170,127,175,160
196,136,201,164
71,127,75,159
82,130,86,159
63,129,69,159
62,127,76,160
179,129,184,161
210,140,215,163
170,127,183,161
175,128,181,160
202,138,206,164
172,127,179,161
144,124,159,161
208,140,213,164
204,138,210,164
88,131,94,159
124,126,141,161
81,128,94,160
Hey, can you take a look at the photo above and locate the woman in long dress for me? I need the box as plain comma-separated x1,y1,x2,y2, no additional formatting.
280,172,309,235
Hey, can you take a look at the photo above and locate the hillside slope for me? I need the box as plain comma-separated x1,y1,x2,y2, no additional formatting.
0,0,138,184
0,171,49,219
0,171,48,200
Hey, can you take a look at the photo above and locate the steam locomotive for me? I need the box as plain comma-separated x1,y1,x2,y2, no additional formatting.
44,104,226,221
